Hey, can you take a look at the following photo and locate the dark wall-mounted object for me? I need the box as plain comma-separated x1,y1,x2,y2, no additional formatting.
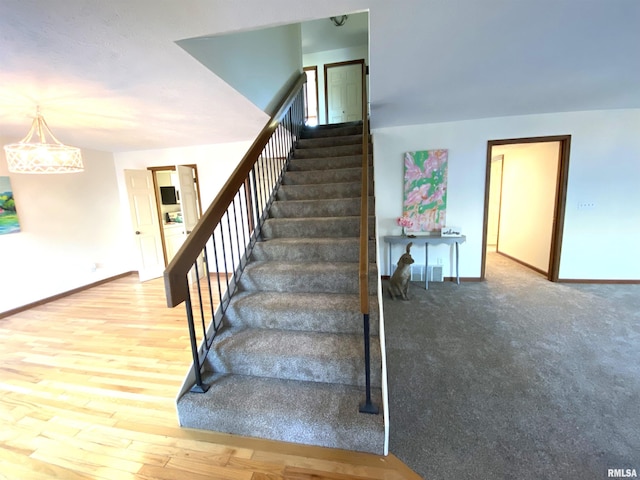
160,186,178,205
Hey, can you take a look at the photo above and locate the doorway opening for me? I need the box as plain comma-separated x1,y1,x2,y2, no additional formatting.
481,135,571,282
324,59,365,124
303,66,319,126
149,165,203,268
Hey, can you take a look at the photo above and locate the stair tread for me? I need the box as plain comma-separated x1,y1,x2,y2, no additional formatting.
213,327,378,357
262,216,376,240
289,154,372,162
274,196,361,204
282,167,364,185
269,198,368,218
239,260,378,295
288,162,368,172
251,237,377,263
280,181,360,190
293,145,370,158
218,330,378,365
224,291,380,334
296,134,365,148
264,215,359,222
229,290,369,313
177,372,384,454
245,260,376,271
254,237,360,248
206,327,381,387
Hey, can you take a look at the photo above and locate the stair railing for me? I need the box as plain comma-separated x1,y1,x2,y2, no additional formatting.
164,73,306,393
359,67,379,414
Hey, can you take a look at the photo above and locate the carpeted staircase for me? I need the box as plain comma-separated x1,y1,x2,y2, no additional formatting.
176,121,386,454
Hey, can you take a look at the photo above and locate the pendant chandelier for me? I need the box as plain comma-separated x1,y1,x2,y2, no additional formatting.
330,15,348,27
3,107,84,174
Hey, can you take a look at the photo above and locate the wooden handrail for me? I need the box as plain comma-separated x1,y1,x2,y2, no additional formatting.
358,64,379,414
359,64,369,315
164,73,307,307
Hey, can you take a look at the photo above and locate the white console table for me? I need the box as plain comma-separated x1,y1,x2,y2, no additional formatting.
383,235,466,289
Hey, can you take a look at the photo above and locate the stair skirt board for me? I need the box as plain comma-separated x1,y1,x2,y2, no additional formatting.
176,121,388,455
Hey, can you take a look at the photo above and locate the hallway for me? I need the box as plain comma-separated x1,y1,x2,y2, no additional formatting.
385,252,640,479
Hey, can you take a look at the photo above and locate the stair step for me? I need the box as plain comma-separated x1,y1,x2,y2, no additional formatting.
177,121,385,456
301,123,363,138
261,216,375,239
177,372,384,454
288,154,372,171
277,182,361,200
223,291,380,334
269,198,374,218
251,237,376,263
296,134,367,149
283,167,364,185
238,261,378,295
205,328,381,388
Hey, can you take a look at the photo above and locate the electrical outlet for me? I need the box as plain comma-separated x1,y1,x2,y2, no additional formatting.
577,202,596,210
436,257,443,265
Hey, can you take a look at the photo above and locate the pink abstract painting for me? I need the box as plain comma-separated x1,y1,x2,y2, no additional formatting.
403,149,448,232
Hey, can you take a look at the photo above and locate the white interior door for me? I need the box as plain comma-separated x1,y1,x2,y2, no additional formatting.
327,63,363,124
177,165,199,235
124,169,164,281
176,165,204,282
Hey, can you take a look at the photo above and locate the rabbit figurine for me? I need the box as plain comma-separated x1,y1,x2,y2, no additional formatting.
388,242,415,300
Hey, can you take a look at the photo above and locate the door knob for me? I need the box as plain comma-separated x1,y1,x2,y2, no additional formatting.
135,231,141,235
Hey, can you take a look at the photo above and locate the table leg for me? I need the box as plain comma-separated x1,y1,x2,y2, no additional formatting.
388,244,392,277
455,241,460,285
425,244,429,290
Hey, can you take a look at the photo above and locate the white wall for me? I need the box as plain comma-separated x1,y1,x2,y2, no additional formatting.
113,141,253,273
373,108,640,280
303,45,369,125
178,24,303,115
494,142,559,272
0,141,130,313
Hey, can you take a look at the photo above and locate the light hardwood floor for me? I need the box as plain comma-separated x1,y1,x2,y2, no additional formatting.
0,274,420,480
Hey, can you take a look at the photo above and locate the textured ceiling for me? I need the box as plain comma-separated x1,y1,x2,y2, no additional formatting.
1,0,638,153
0,0,270,152
367,0,640,129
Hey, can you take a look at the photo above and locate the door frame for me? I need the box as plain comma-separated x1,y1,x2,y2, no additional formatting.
481,135,571,282
148,164,203,267
324,59,365,124
303,65,319,125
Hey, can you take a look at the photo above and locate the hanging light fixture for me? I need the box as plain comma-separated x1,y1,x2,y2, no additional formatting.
3,107,83,174
330,15,348,27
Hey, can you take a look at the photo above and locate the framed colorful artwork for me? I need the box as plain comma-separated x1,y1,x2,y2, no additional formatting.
403,149,448,233
0,176,20,235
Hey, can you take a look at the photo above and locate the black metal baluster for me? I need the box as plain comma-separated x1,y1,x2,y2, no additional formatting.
250,168,261,234
212,228,224,311
193,258,207,345
254,155,265,221
185,283,209,393
202,245,216,333
231,196,241,267
225,211,236,278
238,184,248,261
359,313,379,414
219,224,231,296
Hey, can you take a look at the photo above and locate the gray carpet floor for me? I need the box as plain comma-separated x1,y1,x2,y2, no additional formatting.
385,251,640,479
